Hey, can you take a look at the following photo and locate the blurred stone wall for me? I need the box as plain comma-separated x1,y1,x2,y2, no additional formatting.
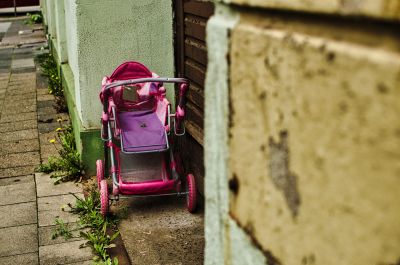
205,1,400,265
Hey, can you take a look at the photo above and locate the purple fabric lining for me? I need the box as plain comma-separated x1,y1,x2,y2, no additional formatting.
118,110,167,152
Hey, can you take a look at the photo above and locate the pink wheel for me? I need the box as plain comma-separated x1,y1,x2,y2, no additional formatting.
186,174,197,213
100,179,109,217
96,160,104,189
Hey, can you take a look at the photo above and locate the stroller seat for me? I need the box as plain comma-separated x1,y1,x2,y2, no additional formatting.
118,110,168,153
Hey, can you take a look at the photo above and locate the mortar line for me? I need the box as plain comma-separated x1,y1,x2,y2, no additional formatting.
0,222,37,230
0,251,38,259
0,199,36,207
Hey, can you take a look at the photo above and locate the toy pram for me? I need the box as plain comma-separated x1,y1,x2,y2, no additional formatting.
96,61,197,216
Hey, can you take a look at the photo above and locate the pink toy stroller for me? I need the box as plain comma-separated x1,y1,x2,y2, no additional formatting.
96,61,197,216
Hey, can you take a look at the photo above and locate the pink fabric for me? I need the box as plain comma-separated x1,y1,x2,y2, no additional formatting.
109,61,153,81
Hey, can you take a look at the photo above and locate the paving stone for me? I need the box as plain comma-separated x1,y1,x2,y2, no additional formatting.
37,94,55,101
3,98,36,108
0,201,37,228
36,173,82,198
39,223,83,246
11,58,35,69
0,119,37,133
38,194,84,227
40,143,60,160
37,88,50,96
0,111,36,123
38,112,70,123
0,165,35,179
0,139,39,155
3,92,36,101
1,102,36,114
38,106,58,116
7,86,36,95
0,252,39,265
0,152,40,169
39,131,58,146
38,122,60,133
9,73,35,80
36,72,48,90
0,174,33,186
39,240,93,265
0,224,38,256
0,175,36,205
0,129,38,142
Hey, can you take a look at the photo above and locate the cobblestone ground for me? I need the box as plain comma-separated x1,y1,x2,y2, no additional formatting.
0,17,92,265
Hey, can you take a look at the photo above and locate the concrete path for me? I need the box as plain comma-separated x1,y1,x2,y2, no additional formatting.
0,17,92,265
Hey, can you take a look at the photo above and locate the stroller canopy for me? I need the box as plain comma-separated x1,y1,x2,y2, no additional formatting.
109,61,153,81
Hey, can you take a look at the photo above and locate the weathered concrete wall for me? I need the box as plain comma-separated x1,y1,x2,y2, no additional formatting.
221,0,400,20
72,0,174,129
43,0,175,174
205,1,400,265
45,0,56,37
54,0,67,63
40,0,47,25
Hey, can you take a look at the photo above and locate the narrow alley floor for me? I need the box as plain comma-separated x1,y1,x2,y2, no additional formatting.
0,16,204,265
0,16,93,264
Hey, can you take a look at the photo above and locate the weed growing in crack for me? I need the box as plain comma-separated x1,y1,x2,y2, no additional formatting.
51,218,74,240
36,52,68,112
51,190,121,264
68,189,121,265
25,12,43,24
37,124,84,183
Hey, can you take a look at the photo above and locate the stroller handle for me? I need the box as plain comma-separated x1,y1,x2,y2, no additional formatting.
104,77,189,90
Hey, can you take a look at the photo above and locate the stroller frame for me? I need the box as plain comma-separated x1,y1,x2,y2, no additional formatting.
97,63,197,216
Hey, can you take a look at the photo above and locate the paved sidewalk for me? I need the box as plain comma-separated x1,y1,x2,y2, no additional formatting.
0,17,92,265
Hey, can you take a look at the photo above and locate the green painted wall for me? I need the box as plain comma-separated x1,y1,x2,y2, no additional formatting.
47,0,175,175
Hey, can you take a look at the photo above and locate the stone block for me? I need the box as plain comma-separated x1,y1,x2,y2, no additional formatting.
39,240,93,265
3,92,36,102
0,129,38,142
0,224,38,256
0,111,36,123
11,58,35,70
0,201,37,228
0,139,39,155
0,152,40,169
228,14,400,265
0,252,38,265
0,175,36,205
0,165,36,178
1,103,36,114
38,193,83,227
35,173,82,197
0,119,37,133
227,0,400,21
38,222,84,246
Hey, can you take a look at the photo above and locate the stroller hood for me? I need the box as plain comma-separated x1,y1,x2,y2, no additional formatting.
109,61,153,81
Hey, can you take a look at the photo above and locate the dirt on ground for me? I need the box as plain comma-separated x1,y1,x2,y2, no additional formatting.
115,194,204,265
83,176,205,265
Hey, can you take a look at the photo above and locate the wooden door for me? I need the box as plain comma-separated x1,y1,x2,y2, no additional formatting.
173,0,214,195
0,0,39,8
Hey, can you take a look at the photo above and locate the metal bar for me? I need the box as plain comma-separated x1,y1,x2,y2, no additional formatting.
107,120,119,187
112,192,189,199
13,0,16,16
105,77,189,90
